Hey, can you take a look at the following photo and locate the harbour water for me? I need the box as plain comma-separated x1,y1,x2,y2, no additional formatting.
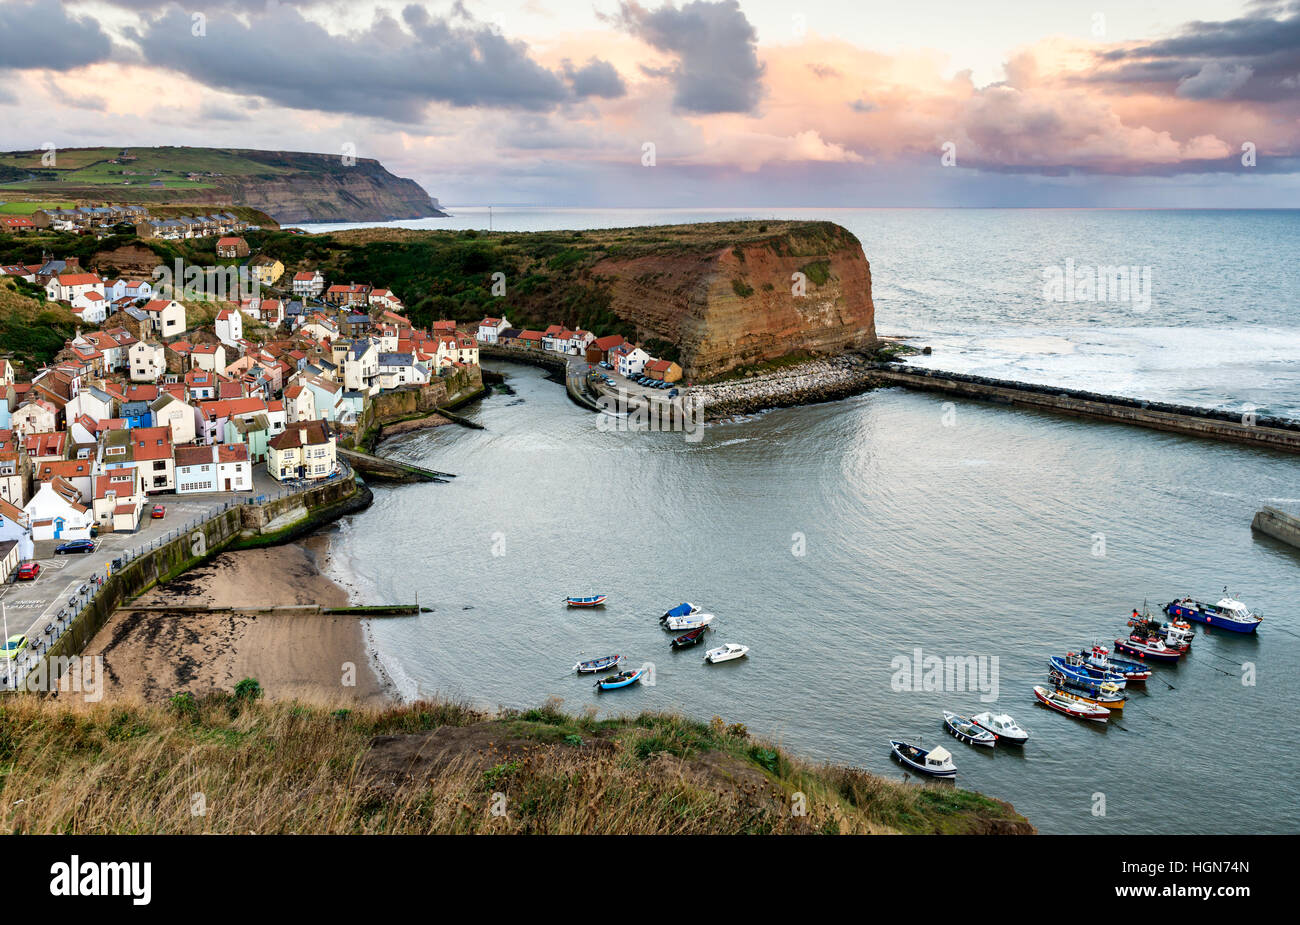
329,361,1300,835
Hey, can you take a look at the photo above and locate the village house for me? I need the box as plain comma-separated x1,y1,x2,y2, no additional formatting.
44,272,104,305
376,352,429,389
0,497,34,562
611,343,651,378
10,400,58,438
129,341,166,382
586,334,627,364
99,426,175,493
282,385,315,423
24,431,67,468
137,299,187,339
475,316,510,344
292,270,325,299
106,279,153,302
268,420,336,482
64,384,114,423
248,254,284,286
216,236,250,258
24,477,93,542
214,308,243,346
174,443,252,493
190,342,227,373
643,358,684,383
340,338,380,395
149,392,197,445
35,459,94,500
70,291,109,324
324,283,371,307
92,466,146,533
0,430,29,507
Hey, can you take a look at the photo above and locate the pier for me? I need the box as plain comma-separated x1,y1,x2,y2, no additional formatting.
1251,506,1300,551
871,364,1300,454
338,447,455,483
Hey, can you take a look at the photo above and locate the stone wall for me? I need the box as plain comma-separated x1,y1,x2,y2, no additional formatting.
1251,506,1300,550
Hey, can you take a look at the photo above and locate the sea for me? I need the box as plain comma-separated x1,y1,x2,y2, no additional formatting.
303,209,1300,834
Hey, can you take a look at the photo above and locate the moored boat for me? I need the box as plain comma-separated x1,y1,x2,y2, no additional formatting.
1047,672,1125,710
704,643,748,664
970,711,1030,745
664,613,715,631
594,666,646,691
661,602,701,620
1033,685,1110,721
1083,645,1151,682
942,711,996,747
573,654,623,674
1049,653,1127,691
889,740,957,777
1163,594,1263,634
670,627,707,649
1114,634,1181,663
564,595,608,608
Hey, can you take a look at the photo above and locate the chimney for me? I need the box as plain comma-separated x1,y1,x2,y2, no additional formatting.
299,428,308,445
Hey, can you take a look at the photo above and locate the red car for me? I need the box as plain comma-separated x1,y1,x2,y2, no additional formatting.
151,505,166,519
16,562,40,580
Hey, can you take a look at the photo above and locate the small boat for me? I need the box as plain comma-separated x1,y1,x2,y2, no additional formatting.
1047,672,1125,710
594,666,646,691
942,711,996,747
1049,653,1127,691
970,711,1030,745
664,613,715,631
573,654,623,674
1033,685,1110,721
889,740,957,777
564,595,607,607
661,602,701,620
670,627,708,649
704,643,749,664
1114,634,1181,663
1163,594,1262,634
1083,644,1151,682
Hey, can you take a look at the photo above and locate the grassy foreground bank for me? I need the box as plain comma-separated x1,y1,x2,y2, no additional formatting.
0,692,1032,834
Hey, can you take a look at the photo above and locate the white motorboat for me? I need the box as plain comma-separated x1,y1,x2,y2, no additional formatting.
890,740,957,778
664,613,715,631
969,711,1030,745
704,643,748,664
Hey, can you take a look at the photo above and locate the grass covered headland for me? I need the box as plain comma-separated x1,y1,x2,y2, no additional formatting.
0,690,1033,834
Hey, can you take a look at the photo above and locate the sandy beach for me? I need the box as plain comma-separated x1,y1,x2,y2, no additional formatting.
84,536,392,705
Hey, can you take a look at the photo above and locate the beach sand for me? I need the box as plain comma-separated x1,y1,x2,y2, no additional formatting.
83,536,392,705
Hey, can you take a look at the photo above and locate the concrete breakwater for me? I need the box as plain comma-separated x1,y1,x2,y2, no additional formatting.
1252,506,1300,551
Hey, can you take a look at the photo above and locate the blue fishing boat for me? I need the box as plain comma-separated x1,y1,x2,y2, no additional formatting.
1163,594,1262,634
564,595,608,608
1082,644,1151,682
1048,653,1127,691
594,666,646,691
573,654,623,674
661,602,701,620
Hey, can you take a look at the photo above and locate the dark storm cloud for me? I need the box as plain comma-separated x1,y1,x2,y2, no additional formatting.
132,4,619,121
0,0,113,70
1094,2,1300,101
614,0,765,113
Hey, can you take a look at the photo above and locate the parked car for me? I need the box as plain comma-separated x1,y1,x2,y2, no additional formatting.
151,505,166,519
16,562,40,581
54,539,96,555
668,389,679,398
2,634,27,661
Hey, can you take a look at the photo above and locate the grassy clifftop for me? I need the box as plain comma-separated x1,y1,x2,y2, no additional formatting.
0,694,1032,835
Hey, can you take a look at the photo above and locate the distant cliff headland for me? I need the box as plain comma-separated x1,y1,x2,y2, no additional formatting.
0,146,444,224
307,220,878,380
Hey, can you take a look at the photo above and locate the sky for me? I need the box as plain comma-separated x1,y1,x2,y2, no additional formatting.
2,0,1300,206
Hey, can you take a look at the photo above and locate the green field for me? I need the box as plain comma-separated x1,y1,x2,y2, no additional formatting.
0,200,72,214
0,146,297,193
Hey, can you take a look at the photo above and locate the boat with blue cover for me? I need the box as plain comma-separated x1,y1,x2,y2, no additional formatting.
564,595,607,608
594,666,646,691
1163,593,1263,634
1048,653,1127,691
661,602,701,620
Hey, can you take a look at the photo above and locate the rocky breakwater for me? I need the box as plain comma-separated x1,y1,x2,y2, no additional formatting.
692,354,878,420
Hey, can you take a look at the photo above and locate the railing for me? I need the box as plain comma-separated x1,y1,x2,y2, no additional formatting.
0,458,353,692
